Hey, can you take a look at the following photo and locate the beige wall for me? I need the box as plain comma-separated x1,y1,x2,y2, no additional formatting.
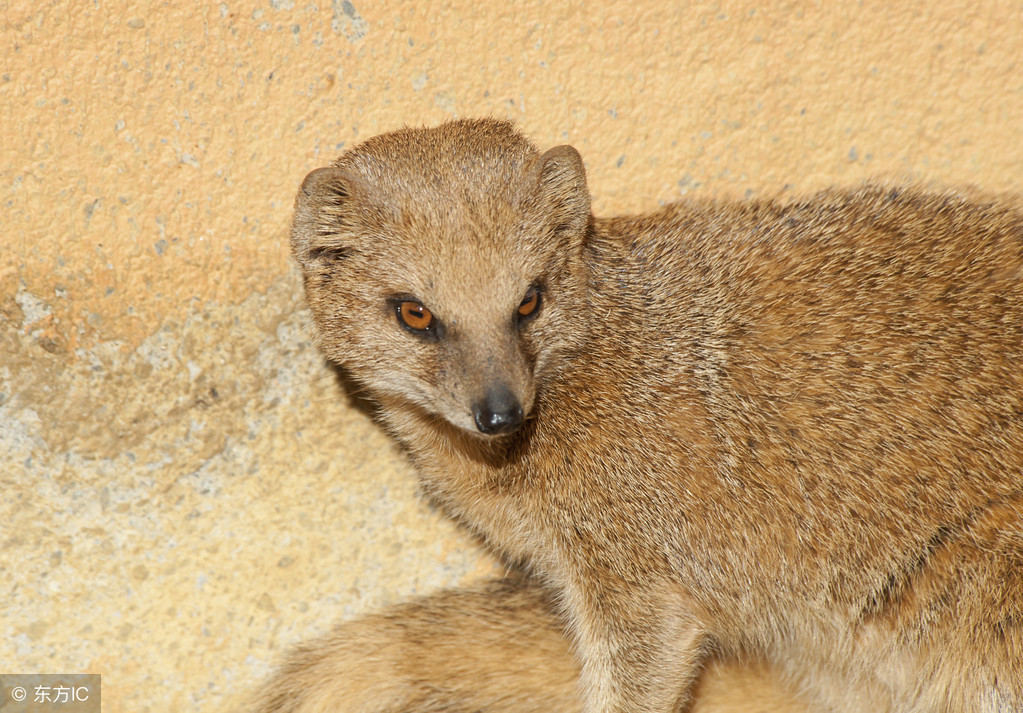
2,2,1021,711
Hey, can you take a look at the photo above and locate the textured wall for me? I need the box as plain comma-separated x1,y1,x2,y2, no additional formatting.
2,2,1021,711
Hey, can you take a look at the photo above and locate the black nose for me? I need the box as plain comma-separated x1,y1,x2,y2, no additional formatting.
473,386,524,435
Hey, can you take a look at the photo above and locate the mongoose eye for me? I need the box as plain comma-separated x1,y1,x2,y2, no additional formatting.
517,286,542,324
398,301,435,333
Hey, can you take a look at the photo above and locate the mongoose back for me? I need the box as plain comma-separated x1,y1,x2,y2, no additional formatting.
262,118,1023,713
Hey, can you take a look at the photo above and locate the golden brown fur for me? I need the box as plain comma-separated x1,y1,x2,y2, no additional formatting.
256,118,1023,713
256,575,810,713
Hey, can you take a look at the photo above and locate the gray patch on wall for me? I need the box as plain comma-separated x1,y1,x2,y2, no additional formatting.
332,0,368,42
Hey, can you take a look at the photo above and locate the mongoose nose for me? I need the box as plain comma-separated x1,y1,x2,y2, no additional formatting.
473,386,524,435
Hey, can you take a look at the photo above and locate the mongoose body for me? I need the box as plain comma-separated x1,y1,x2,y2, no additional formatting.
263,119,1023,713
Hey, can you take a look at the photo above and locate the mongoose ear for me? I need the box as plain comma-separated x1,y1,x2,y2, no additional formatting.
291,166,359,266
529,145,591,238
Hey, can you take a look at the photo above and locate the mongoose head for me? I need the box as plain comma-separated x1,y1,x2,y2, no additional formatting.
291,119,591,438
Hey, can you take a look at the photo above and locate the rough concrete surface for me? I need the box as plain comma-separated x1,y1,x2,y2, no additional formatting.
1,1,1021,711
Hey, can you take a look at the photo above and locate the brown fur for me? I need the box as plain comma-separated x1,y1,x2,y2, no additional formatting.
255,575,810,713
256,118,1023,713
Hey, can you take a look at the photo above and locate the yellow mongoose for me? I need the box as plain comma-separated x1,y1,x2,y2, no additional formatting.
256,118,1023,713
